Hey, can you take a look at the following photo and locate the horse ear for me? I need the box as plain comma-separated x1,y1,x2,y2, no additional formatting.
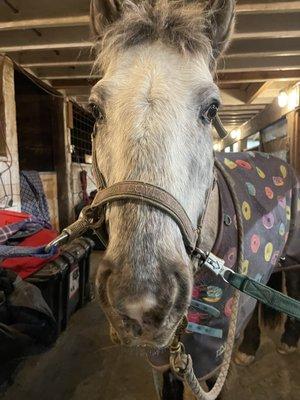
204,0,236,59
90,0,133,39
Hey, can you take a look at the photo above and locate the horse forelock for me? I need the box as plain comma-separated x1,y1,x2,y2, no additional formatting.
92,0,214,73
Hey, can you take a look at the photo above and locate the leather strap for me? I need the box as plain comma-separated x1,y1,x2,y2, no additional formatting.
92,128,106,189
90,181,198,252
227,271,300,321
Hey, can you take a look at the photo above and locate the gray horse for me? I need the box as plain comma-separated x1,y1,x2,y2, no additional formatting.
89,1,300,398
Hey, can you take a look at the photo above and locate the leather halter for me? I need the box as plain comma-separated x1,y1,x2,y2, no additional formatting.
87,117,228,256
90,126,201,254
90,181,198,253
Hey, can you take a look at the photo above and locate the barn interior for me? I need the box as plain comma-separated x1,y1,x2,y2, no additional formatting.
0,1,299,400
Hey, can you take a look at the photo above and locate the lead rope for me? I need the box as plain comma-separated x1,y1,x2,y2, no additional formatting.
169,159,244,400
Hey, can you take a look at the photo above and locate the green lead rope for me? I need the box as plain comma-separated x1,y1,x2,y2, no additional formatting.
226,271,300,321
197,250,300,321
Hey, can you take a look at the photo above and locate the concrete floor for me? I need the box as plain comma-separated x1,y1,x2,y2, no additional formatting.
1,252,299,400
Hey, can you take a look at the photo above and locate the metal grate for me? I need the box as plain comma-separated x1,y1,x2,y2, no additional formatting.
70,103,95,164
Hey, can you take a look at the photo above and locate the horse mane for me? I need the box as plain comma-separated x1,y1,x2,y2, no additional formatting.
93,0,214,72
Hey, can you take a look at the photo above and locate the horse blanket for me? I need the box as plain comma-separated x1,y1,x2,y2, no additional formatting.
20,171,51,225
182,151,300,380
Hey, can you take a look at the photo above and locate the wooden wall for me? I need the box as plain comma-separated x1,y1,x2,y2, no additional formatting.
0,56,21,211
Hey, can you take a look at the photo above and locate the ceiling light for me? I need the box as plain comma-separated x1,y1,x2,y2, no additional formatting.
213,142,220,152
230,129,241,140
278,90,288,108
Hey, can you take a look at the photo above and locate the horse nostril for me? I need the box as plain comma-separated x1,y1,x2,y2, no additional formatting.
131,322,143,337
121,315,143,337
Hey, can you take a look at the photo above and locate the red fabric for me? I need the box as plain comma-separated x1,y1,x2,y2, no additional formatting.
0,210,30,226
0,229,59,279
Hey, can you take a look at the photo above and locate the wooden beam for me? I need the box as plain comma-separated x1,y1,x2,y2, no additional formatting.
22,61,93,68
227,37,300,58
51,79,97,88
237,2,300,14
219,111,258,116
233,30,300,40
245,81,274,104
43,74,100,80
0,15,89,31
220,105,266,111
233,12,300,40
226,50,300,59
0,42,93,52
217,70,300,84
221,55,300,72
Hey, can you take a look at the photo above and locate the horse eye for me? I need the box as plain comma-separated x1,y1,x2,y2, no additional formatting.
202,102,219,123
89,103,103,121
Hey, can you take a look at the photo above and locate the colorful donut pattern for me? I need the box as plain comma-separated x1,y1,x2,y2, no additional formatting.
184,151,300,381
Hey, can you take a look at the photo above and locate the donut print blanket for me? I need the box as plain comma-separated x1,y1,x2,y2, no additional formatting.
183,151,300,379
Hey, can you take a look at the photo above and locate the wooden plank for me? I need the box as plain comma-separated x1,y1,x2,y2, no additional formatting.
0,42,93,52
221,55,300,72
233,30,300,40
220,105,266,111
228,37,299,55
287,110,300,176
233,12,300,40
0,15,89,31
52,97,73,229
245,81,273,104
66,101,74,129
218,70,300,84
237,2,300,14
0,56,6,156
0,56,21,210
22,61,93,68
226,50,300,59
42,74,100,80
51,79,95,88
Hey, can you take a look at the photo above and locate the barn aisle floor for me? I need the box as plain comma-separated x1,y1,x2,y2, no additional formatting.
1,253,299,400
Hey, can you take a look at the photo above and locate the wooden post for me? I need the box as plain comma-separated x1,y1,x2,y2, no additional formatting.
0,55,21,210
52,97,74,229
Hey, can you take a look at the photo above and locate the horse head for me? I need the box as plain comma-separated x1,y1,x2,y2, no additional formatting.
90,0,236,348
